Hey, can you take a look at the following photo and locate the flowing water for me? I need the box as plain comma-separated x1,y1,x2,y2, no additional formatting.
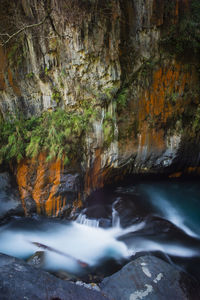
0,179,200,280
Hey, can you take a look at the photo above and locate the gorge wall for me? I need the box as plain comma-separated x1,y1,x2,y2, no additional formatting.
0,0,199,216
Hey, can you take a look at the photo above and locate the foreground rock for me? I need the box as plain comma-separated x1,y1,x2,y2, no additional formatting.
100,255,200,300
0,253,108,300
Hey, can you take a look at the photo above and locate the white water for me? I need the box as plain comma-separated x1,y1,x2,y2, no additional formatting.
76,212,100,227
141,185,200,238
0,219,136,274
151,193,197,238
76,199,121,229
0,203,144,273
0,181,200,276
0,210,198,275
128,238,199,258
112,199,121,228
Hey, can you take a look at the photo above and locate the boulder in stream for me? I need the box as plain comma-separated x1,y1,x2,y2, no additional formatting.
27,251,46,268
100,255,200,300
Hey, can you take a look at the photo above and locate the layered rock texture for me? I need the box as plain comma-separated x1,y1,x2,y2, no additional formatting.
0,0,199,216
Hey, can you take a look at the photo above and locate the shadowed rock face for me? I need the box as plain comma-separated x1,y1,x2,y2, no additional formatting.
0,172,23,220
100,255,200,300
0,0,199,215
0,253,109,300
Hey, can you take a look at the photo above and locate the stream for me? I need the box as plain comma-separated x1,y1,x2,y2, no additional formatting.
0,179,200,281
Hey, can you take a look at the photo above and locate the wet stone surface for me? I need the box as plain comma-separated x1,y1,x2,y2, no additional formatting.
0,253,109,300
100,255,200,300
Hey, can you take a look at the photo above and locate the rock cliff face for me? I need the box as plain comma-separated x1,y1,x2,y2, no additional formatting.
0,0,199,216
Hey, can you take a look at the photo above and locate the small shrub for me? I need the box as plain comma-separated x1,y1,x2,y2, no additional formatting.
26,72,34,79
103,111,115,147
193,106,200,132
0,104,99,165
116,88,128,111
52,88,62,104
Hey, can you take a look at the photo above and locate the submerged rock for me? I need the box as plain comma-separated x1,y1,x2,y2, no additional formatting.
0,253,109,300
100,255,200,300
27,251,45,268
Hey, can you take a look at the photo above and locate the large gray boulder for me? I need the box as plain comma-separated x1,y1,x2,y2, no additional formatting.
0,253,109,300
100,255,200,300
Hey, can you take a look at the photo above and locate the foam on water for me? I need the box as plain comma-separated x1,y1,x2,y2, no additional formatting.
0,213,197,275
142,185,200,239
128,239,199,258
76,213,100,227
0,180,200,276
0,219,135,273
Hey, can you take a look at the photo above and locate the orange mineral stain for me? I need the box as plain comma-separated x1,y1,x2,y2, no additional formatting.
16,161,29,215
185,167,200,175
133,62,198,160
45,159,62,216
139,63,193,131
32,153,47,214
16,154,66,216
169,172,182,178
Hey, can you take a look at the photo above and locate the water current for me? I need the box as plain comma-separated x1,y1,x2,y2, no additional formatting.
0,179,200,280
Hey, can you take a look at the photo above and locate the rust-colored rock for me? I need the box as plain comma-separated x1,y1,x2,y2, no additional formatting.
16,153,84,216
16,154,66,216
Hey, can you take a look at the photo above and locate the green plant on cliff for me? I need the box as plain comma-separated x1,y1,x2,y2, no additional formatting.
103,111,115,147
26,108,94,164
116,88,128,111
0,113,34,163
161,0,200,56
100,87,118,106
0,102,99,165
193,106,200,132
26,72,35,79
52,87,62,104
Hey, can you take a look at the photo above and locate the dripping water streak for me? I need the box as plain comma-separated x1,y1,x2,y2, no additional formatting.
112,199,121,228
